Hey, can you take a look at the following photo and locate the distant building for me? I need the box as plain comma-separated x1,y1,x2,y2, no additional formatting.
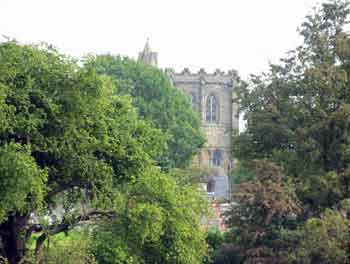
138,39,158,67
138,40,239,200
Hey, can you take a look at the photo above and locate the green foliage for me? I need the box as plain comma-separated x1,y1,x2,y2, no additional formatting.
0,41,208,264
204,228,225,264
91,167,209,264
234,0,350,213
230,162,256,185
281,206,350,263
206,228,225,252
25,230,96,264
84,55,205,169
0,42,166,263
226,1,350,263
43,238,96,264
204,228,244,264
0,143,47,222
0,41,163,209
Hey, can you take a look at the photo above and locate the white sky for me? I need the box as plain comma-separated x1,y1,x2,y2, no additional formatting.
1,0,320,78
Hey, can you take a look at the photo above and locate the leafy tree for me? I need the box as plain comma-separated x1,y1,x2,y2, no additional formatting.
0,42,165,264
84,55,205,169
225,161,301,263
227,1,350,262
281,201,350,263
233,0,350,214
91,167,209,264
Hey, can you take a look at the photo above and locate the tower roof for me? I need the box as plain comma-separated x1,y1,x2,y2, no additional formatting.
138,38,158,67
142,38,152,54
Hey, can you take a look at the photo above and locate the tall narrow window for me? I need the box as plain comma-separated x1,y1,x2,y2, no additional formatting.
213,149,222,167
208,150,212,166
206,95,218,123
190,92,197,105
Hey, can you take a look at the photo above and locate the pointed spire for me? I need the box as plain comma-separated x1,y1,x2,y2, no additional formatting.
138,38,158,67
143,38,151,53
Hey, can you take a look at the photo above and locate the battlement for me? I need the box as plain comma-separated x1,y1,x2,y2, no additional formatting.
165,67,238,86
137,42,238,201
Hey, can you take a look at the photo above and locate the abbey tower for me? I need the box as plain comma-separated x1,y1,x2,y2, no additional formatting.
138,41,239,200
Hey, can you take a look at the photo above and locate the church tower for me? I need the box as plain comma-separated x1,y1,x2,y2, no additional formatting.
136,42,239,201
138,39,158,67
166,68,239,200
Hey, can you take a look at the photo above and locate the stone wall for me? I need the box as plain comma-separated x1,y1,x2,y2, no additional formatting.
166,68,239,199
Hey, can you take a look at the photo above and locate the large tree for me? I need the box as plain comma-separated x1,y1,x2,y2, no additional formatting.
224,1,350,263
0,42,165,264
234,0,350,213
84,55,205,169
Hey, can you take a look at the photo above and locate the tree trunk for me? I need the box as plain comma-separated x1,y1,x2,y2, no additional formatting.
34,233,47,264
0,214,29,264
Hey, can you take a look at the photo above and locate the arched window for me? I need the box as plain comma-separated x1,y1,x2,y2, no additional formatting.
206,95,218,123
213,149,222,167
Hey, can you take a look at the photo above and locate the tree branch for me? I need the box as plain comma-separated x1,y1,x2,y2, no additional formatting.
46,180,80,198
49,209,116,236
33,209,117,259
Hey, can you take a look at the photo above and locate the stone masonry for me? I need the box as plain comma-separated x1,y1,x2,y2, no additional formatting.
138,41,239,200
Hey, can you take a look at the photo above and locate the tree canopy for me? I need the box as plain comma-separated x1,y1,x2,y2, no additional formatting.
84,55,205,169
224,1,350,263
0,42,166,263
233,0,350,213
92,167,208,264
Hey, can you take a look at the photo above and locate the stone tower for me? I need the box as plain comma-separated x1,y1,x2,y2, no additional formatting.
138,39,158,67
166,68,239,200
138,41,239,200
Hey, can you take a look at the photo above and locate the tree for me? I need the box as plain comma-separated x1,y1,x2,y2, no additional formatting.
0,42,165,264
234,0,350,214
91,167,209,264
84,55,205,169
281,201,350,263
227,1,350,262
225,161,301,263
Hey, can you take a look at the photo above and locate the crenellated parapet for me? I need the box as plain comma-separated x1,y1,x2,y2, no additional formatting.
165,67,238,86
165,67,238,77
138,42,238,201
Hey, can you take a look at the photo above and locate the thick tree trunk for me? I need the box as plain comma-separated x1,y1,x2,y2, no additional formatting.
0,214,29,264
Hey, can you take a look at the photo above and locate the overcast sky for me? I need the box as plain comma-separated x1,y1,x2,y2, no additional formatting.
1,0,320,78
